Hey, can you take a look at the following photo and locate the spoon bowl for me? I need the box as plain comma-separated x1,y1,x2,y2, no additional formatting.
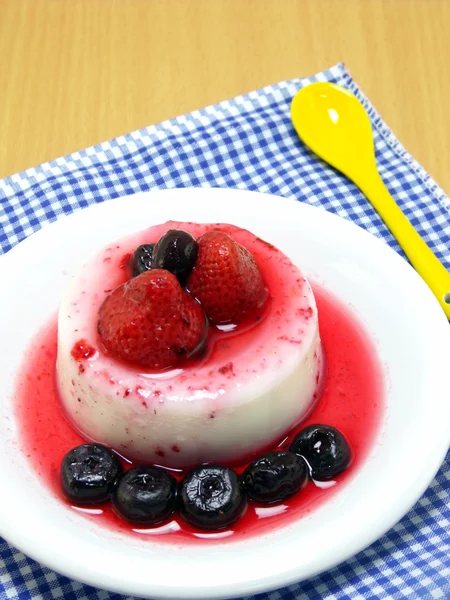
291,83,375,183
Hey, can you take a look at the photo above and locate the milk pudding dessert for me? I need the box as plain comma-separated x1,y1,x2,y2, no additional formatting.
52,221,356,531
57,222,323,469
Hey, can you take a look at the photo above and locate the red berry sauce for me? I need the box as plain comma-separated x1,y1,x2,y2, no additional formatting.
70,339,97,360
13,284,384,544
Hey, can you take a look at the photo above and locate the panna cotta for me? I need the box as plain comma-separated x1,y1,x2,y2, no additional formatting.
56,221,324,468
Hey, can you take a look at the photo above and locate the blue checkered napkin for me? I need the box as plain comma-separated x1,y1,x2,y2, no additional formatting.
1,62,449,599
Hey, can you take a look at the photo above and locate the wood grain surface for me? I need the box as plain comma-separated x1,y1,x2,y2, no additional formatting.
0,0,449,194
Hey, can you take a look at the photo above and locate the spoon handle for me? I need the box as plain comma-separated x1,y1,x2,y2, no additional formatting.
357,169,450,319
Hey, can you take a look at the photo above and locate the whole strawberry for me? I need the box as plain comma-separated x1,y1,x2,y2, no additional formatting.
98,269,207,369
187,231,267,324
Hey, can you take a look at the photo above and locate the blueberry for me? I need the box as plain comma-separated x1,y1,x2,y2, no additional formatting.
132,244,155,276
61,443,123,504
153,230,198,284
179,465,247,530
112,466,177,525
243,451,307,504
289,424,351,481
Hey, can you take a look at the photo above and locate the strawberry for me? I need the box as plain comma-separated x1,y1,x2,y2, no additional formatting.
186,231,267,324
97,269,207,369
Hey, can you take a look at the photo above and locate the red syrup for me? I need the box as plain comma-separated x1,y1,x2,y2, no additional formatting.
13,285,384,544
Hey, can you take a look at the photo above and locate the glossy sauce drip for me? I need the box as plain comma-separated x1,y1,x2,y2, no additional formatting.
14,285,384,543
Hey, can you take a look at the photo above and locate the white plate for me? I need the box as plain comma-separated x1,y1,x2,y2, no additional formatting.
0,188,449,599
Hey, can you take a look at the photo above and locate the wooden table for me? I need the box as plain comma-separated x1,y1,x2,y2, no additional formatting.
1,0,449,194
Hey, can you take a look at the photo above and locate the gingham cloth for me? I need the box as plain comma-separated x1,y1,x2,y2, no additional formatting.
1,62,449,600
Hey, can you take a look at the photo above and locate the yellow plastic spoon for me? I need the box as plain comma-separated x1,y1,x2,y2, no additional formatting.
291,82,450,319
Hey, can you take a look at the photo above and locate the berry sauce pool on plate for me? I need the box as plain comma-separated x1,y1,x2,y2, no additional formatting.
13,284,384,543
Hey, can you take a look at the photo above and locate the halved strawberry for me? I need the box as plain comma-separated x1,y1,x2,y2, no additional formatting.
186,231,267,324
98,269,207,369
